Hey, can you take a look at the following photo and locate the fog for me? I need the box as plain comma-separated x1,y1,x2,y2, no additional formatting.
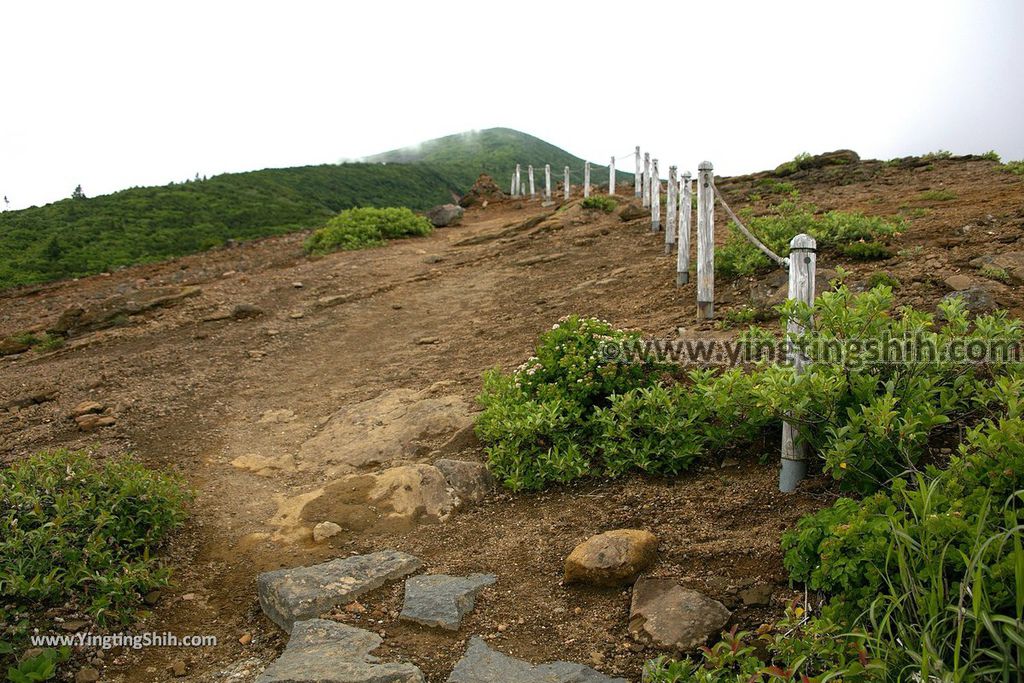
1,0,1021,209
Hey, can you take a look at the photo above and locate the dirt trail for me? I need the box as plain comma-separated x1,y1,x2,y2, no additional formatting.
2,158,1023,681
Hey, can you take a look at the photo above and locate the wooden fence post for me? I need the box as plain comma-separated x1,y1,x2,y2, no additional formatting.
677,172,692,285
609,157,616,195
528,165,535,198
780,233,817,492
634,146,641,197
666,166,677,254
642,153,651,208
650,159,661,233
510,173,515,196
564,166,570,200
544,164,551,201
515,164,521,197
696,161,714,320
584,161,591,198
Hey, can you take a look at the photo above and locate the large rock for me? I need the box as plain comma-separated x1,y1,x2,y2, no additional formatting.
426,204,465,228
970,252,1024,285
459,174,506,208
255,619,424,683
257,550,422,632
400,574,496,631
619,204,647,222
0,336,32,356
49,286,201,336
296,389,472,477
628,578,730,651
943,287,998,315
564,530,658,587
447,637,625,683
434,459,494,505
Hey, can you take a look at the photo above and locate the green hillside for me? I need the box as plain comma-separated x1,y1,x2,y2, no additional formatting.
0,128,623,290
366,127,631,190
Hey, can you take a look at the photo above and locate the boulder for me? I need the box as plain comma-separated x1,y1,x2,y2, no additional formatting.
459,174,506,208
49,286,201,336
400,573,496,630
628,578,730,651
943,287,998,315
619,204,647,222
257,550,422,632
970,252,1024,285
426,204,465,228
0,337,32,356
446,637,625,683
256,619,424,683
564,529,658,587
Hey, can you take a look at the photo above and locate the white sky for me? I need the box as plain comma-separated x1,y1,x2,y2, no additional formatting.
2,0,1022,210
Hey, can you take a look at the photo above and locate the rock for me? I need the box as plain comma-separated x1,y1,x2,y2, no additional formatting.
72,400,104,417
257,550,422,632
447,636,625,683
75,667,100,683
739,584,773,607
60,619,89,632
775,149,859,176
3,390,57,411
628,578,731,651
75,414,116,431
143,590,162,606
239,633,252,646
312,521,343,543
459,174,506,208
415,336,440,345
619,204,647,222
514,253,566,267
295,388,472,476
970,252,1024,284
943,287,997,315
943,274,974,291
50,286,202,336
0,337,32,356
292,281,304,288
231,303,264,319
256,619,424,683
434,459,494,505
564,530,659,587
316,293,356,309
170,659,187,677
400,574,496,630
426,204,465,228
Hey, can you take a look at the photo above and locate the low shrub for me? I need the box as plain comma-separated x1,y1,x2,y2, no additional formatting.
304,207,432,254
1002,160,1024,176
839,241,893,260
581,196,618,213
922,150,953,161
866,272,900,289
982,150,1002,162
981,265,1011,283
715,200,900,277
0,450,190,625
917,189,957,202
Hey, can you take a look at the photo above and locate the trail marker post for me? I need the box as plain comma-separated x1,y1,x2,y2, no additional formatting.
528,165,535,198
544,164,551,202
609,157,616,195
515,164,521,197
666,166,677,254
634,146,642,197
780,234,817,492
564,166,570,200
696,161,714,320
677,172,692,285
584,161,591,198
510,173,515,195
642,153,651,208
650,159,661,233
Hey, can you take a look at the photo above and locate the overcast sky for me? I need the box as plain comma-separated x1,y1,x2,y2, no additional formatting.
2,0,1022,210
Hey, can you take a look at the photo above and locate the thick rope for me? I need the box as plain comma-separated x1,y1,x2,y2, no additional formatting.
712,184,788,268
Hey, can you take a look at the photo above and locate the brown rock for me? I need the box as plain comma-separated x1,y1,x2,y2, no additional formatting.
629,578,731,651
75,414,116,431
170,659,187,677
72,400,104,417
739,584,773,607
0,337,32,356
564,529,659,587
75,667,100,683
239,632,253,646
943,274,973,291
619,204,647,222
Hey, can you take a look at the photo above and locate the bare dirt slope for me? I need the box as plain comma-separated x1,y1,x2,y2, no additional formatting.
1,156,1022,681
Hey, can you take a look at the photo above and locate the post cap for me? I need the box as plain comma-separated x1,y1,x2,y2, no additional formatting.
681,171,692,178
789,233,817,250
698,161,713,171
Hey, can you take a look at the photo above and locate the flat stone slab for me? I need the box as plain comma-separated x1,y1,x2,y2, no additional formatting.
628,578,730,651
255,619,424,683
400,574,496,630
446,637,625,683
258,551,422,632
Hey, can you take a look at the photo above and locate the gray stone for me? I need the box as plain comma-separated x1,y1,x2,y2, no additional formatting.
970,252,1024,284
446,637,625,683
256,619,424,683
738,584,773,607
312,521,343,543
426,204,465,228
434,459,495,505
400,574,496,630
257,551,422,632
628,578,731,651
943,287,997,315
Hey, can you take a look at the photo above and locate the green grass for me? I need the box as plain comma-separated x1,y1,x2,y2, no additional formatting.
921,149,953,161
304,207,432,254
580,196,618,213
866,272,901,289
1002,160,1024,175
917,189,958,201
981,265,1011,283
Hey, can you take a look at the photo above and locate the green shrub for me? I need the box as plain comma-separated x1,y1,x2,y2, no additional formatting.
754,178,797,196
1002,160,1024,175
581,196,618,213
0,450,190,625
866,272,901,289
774,152,813,177
981,150,1001,162
840,241,893,260
715,200,900,277
981,265,1011,283
922,150,953,161
2,646,69,683
917,189,957,201
304,207,432,254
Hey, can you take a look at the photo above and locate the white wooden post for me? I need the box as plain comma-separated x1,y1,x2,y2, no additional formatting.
696,161,714,320
564,166,570,200
515,164,521,197
677,172,692,285
780,234,817,492
544,164,551,201
584,161,591,198
528,165,535,198
650,159,661,233
666,166,677,254
634,146,641,197
609,157,616,195
510,173,515,195
642,153,651,208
